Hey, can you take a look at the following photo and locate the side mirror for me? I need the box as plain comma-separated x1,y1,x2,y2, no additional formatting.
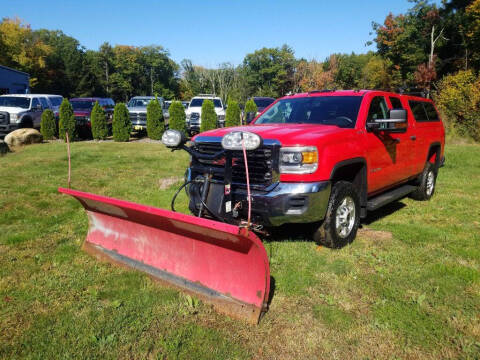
367,109,407,131
35,104,43,111
245,112,256,124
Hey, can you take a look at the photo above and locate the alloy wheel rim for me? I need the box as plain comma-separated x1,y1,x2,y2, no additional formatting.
426,171,435,196
335,196,356,238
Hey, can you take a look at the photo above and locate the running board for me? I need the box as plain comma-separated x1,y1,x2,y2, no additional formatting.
367,185,417,211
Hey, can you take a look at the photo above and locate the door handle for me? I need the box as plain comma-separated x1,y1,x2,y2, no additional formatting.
410,135,416,141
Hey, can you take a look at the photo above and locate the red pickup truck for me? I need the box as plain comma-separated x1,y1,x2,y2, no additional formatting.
163,90,445,248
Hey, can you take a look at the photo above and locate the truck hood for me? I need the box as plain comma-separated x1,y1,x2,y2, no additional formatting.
0,106,28,114
194,124,347,146
186,107,225,115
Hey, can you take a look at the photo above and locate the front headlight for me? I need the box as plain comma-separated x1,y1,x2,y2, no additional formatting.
10,113,19,122
221,131,262,150
279,146,318,174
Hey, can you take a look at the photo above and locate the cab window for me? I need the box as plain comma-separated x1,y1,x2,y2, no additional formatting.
389,97,403,109
367,96,389,129
31,97,40,110
39,97,49,109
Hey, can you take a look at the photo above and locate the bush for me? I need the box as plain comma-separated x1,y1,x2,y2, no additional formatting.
40,109,56,140
244,99,258,116
434,70,480,142
225,99,241,127
90,101,108,140
58,98,76,141
112,103,131,142
200,99,217,132
168,100,187,135
146,96,164,140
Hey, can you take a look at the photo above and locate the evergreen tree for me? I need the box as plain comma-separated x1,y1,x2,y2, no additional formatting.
200,99,217,132
112,103,131,142
168,100,187,135
40,109,56,140
244,99,258,116
225,99,241,127
90,101,108,140
58,98,76,141
146,96,164,140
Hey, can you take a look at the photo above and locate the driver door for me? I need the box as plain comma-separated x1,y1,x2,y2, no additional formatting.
364,96,409,193
31,97,43,128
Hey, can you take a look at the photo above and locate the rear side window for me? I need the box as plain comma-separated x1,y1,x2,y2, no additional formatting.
39,97,49,109
423,102,439,121
409,101,438,122
389,97,403,109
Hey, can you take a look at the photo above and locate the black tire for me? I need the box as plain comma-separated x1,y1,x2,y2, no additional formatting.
20,118,33,128
410,162,436,201
313,181,361,248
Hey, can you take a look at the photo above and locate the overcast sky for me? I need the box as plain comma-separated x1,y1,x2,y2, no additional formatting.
1,0,440,67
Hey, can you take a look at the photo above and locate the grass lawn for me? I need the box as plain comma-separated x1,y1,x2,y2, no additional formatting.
1,140,479,359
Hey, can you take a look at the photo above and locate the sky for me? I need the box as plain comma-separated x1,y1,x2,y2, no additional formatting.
1,0,435,67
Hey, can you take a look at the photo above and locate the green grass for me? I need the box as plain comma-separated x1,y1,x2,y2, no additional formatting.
1,141,480,359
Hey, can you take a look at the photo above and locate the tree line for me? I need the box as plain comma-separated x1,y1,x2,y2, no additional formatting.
1,0,480,140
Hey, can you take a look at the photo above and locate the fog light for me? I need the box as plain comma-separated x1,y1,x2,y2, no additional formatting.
221,131,262,150
162,129,185,148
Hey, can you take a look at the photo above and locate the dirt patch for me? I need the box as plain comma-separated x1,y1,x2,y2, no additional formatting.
357,228,393,241
158,177,183,190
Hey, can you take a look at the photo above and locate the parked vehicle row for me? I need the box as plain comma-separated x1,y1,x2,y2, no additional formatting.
0,92,277,138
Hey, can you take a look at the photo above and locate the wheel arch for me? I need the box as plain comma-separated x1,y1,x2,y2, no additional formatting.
426,142,442,170
330,157,368,218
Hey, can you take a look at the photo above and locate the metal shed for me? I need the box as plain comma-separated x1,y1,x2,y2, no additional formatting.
0,65,30,95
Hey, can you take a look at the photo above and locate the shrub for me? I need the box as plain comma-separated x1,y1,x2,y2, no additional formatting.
58,98,76,141
40,109,56,140
225,99,241,127
90,101,108,140
244,98,258,116
200,99,217,132
434,70,480,142
168,100,187,135
146,96,164,140
112,103,131,142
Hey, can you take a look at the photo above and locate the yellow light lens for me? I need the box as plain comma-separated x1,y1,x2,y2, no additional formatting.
301,151,317,164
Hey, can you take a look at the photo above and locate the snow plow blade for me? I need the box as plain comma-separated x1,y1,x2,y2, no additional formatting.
59,187,270,324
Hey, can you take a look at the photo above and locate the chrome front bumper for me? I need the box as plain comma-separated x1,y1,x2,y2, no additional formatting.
235,181,331,227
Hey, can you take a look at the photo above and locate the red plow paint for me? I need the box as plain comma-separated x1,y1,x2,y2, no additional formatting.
59,187,270,324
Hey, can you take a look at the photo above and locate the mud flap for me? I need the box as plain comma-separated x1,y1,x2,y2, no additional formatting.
59,187,270,324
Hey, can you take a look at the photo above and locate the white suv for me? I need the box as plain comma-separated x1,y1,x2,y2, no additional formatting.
185,94,226,135
0,94,60,135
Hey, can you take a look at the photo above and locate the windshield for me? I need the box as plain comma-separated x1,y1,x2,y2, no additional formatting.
254,98,275,108
255,96,363,128
49,97,63,107
71,101,95,111
0,97,30,109
189,98,223,108
128,99,153,108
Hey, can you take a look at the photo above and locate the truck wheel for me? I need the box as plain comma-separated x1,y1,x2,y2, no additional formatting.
314,181,360,248
410,162,436,201
20,118,33,128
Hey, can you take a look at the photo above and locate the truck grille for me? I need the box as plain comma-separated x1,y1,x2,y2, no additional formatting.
130,112,147,122
194,141,277,189
0,112,9,125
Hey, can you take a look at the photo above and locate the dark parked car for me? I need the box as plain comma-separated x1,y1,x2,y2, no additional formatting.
252,96,275,114
70,97,115,136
